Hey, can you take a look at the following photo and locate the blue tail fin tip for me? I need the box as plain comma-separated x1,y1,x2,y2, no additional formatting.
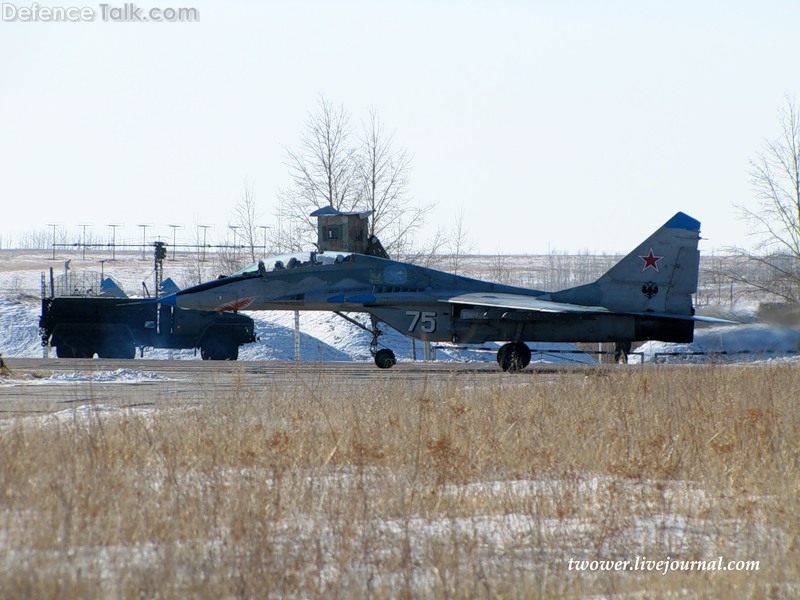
664,212,700,231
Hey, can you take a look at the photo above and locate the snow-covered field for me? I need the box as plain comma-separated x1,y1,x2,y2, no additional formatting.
2,250,796,597
1,249,797,365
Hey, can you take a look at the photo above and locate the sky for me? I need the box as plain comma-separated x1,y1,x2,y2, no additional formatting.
1,0,798,254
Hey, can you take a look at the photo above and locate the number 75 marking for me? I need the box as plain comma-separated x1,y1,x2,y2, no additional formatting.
406,311,437,333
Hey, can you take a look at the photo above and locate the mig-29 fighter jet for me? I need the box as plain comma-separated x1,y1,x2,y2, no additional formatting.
161,212,724,370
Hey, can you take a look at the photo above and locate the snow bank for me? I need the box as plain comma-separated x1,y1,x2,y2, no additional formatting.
636,324,800,363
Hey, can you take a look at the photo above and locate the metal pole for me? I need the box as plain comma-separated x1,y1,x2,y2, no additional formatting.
259,225,270,256
168,224,181,260
229,226,239,260
199,225,211,262
138,224,149,260
108,224,119,260
79,224,90,260
47,223,58,260
294,310,301,362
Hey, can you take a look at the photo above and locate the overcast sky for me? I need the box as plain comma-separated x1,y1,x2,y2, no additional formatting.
1,0,798,254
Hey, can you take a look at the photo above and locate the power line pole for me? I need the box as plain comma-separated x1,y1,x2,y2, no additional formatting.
229,225,240,260
199,225,212,262
259,225,270,256
138,224,150,260
108,224,120,260
168,224,182,260
46,223,59,260
78,224,91,260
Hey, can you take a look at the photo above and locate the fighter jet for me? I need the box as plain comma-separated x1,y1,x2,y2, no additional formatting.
161,212,725,370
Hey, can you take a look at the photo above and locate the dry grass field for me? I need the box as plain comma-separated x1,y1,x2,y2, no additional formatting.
1,363,798,598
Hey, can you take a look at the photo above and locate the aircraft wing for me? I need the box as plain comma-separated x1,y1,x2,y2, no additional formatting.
442,293,611,314
442,292,738,323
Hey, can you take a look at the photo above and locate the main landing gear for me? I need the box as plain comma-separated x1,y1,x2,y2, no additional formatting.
497,342,532,372
614,341,632,364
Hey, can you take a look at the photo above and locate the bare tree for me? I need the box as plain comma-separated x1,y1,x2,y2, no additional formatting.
399,226,448,268
17,229,51,250
232,183,261,263
444,206,475,275
278,97,434,255
730,95,800,302
270,196,304,254
356,108,432,255
489,251,515,286
278,95,359,247
181,224,215,287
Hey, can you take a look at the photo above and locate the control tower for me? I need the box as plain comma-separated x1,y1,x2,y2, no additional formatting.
310,206,389,258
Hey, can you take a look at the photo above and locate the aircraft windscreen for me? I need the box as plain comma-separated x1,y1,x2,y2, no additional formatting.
231,252,354,277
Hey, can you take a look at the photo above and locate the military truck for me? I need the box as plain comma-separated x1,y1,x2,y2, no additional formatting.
39,267,256,360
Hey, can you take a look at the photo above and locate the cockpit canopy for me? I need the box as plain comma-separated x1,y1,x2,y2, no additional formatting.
231,251,355,277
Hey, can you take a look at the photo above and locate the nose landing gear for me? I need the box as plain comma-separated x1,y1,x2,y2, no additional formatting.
334,311,398,369
367,315,396,369
374,348,397,369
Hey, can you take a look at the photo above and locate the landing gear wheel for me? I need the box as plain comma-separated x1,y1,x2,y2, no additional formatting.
497,342,531,372
374,348,397,369
614,341,632,364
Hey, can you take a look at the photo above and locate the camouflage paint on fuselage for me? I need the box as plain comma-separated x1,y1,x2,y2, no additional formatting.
161,213,713,346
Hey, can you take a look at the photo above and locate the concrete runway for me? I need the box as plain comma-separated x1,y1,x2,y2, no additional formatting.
0,358,595,418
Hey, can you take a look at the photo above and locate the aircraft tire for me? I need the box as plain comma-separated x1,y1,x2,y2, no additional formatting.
374,348,396,369
498,342,531,372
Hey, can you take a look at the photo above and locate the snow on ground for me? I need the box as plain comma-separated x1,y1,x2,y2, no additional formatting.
0,251,595,364
1,250,798,366
0,369,173,388
0,299,44,359
636,324,800,363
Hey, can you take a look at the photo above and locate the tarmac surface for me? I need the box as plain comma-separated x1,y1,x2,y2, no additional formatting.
0,358,599,418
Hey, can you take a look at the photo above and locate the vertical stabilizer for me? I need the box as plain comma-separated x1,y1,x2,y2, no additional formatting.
552,212,701,315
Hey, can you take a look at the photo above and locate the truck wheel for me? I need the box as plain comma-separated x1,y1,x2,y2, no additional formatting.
56,339,93,358
201,336,239,361
56,344,76,358
75,345,95,359
99,341,136,359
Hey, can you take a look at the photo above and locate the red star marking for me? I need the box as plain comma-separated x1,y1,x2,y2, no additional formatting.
639,248,663,272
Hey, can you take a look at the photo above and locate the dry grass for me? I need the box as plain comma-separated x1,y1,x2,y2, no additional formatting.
1,364,798,598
